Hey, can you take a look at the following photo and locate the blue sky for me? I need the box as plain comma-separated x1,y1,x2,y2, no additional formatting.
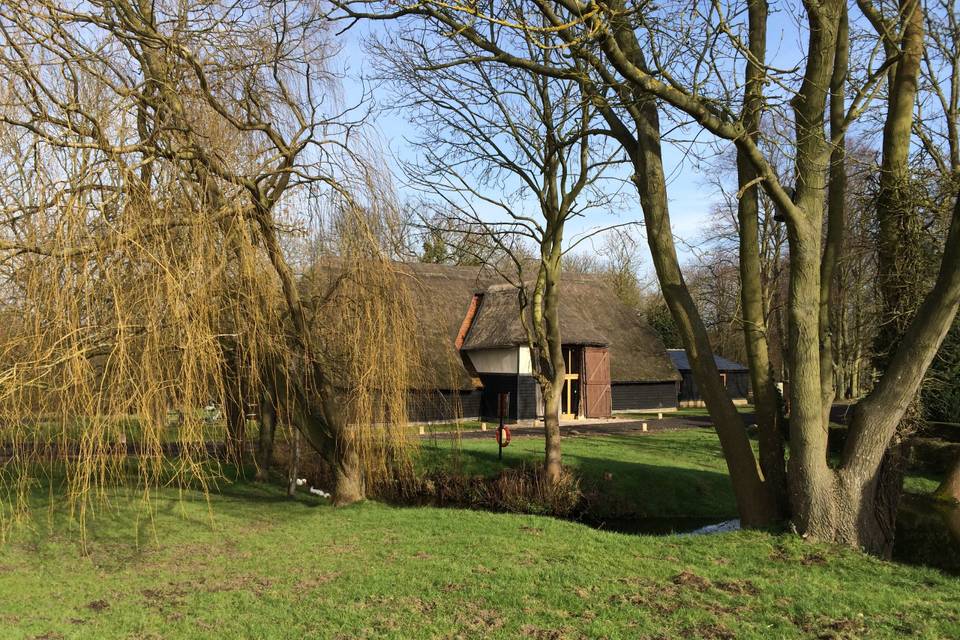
332,8,808,273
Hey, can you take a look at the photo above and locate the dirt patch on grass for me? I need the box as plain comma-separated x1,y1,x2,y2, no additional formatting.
801,552,828,566
295,571,342,590
682,622,736,639
715,579,759,596
791,613,869,639
454,601,505,632
520,624,573,639
86,599,110,613
205,574,273,594
672,570,711,591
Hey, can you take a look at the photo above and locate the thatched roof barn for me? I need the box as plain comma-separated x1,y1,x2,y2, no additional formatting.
306,261,680,422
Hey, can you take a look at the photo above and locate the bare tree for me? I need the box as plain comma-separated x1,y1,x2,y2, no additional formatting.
372,25,627,481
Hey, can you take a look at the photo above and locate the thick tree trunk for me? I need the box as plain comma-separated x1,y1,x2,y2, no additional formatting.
255,394,277,482
332,442,365,506
593,0,778,527
630,114,778,526
810,0,926,553
832,446,905,557
782,0,845,537
935,456,960,503
820,4,848,423
527,235,566,484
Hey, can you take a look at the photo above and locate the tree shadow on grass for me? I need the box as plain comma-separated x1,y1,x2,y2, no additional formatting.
4,465,329,557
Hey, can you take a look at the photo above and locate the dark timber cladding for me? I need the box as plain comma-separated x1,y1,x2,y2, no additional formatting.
611,382,678,412
667,349,751,405
478,374,539,421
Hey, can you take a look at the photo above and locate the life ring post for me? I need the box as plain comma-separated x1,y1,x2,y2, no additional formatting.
497,392,510,460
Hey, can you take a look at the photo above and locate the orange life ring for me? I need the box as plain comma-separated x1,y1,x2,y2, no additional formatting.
497,426,511,447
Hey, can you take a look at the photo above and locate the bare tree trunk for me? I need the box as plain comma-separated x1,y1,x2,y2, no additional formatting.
542,384,563,482
782,0,843,537
598,0,781,527
820,4,848,422
287,428,301,498
540,253,566,483
255,393,277,482
823,186,960,553
803,0,927,553
629,115,778,526
736,0,788,517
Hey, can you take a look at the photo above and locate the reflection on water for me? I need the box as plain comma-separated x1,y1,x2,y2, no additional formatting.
582,515,723,535
894,495,960,575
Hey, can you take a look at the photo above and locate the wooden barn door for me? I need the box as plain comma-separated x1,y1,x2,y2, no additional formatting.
582,347,612,418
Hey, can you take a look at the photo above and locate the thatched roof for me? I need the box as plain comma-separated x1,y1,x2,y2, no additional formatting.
399,263,490,391
303,261,678,390
461,275,680,384
302,260,488,392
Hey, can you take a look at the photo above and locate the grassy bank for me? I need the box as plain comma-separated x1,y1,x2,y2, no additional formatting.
2,483,959,639
419,427,945,517
420,428,738,518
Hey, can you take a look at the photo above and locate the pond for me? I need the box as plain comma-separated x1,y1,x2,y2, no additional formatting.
584,497,960,576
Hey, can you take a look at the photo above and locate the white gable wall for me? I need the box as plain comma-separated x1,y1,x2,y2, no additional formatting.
465,346,533,375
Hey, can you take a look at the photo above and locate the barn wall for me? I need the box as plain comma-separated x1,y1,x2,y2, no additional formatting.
408,389,482,422
611,382,678,411
478,373,539,421
678,370,751,404
727,372,751,399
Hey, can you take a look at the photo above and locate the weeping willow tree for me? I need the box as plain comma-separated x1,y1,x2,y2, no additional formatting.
0,0,420,531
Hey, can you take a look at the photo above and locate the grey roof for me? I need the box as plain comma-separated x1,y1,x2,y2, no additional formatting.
667,349,749,372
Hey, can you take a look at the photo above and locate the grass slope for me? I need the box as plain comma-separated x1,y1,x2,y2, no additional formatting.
1,486,958,639
2,429,958,639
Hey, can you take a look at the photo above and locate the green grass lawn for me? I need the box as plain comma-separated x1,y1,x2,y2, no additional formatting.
2,483,959,640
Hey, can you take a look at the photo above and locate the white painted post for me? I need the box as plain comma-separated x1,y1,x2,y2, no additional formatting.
481,422,487,431
642,422,648,432
418,425,426,435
